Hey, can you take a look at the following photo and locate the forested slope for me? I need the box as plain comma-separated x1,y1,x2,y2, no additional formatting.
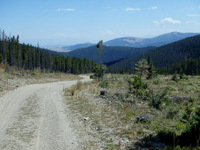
0,31,96,74
64,45,156,63
109,34,200,74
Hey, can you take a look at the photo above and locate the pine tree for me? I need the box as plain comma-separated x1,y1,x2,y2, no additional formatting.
2,30,7,62
22,43,28,69
78,58,83,74
16,35,21,68
95,40,107,81
65,57,72,73
134,59,149,79
35,44,41,69
32,46,35,69
147,56,155,79
0,29,2,59
0,53,3,63
9,36,15,66
83,58,90,74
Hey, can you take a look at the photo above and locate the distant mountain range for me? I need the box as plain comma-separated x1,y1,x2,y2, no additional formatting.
62,43,94,51
63,32,199,65
104,32,199,47
63,46,155,63
60,32,199,51
108,34,200,72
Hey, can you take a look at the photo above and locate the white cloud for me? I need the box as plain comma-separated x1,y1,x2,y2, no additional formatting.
154,17,181,25
124,8,141,11
161,18,181,24
57,8,76,12
151,6,158,10
187,14,200,17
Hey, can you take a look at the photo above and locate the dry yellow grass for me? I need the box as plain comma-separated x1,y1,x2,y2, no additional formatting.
0,67,80,96
64,74,200,149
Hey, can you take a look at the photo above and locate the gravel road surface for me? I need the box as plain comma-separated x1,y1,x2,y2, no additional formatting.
0,76,91,150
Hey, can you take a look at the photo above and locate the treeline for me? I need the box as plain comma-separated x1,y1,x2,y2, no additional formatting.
158,57,200,75
113,56,200,76
108,34,200,75
0,30,96,74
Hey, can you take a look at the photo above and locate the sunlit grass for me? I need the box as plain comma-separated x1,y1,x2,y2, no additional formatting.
64,73,200,149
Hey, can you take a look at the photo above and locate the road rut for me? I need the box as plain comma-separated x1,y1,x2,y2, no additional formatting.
0,76,91,150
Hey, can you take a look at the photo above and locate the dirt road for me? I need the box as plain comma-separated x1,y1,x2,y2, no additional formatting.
0,76,92,150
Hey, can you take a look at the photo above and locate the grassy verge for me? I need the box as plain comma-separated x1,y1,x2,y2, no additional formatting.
64,74,200,149
0,65,80,95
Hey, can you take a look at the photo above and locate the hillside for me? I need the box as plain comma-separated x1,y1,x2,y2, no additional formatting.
104,37,143,47
63,46,156,63
109,34,200,72
62,43,94,51
104,32,199,47
53,32,198,52
0,31,96,75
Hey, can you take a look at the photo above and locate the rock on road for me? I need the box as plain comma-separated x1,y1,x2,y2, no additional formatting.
0,76,92,150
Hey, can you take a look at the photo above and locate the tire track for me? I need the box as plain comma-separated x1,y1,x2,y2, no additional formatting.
0,76,92,150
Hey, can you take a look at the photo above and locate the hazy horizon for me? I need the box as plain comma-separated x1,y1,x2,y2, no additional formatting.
1,0,200,47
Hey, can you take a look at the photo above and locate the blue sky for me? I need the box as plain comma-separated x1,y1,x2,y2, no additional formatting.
1,0,200,47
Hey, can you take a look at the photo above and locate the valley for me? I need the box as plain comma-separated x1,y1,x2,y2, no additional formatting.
1,1,200,147
64,45,155,63
0,29,200,149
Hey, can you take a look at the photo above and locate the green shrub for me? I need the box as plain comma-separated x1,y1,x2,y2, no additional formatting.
92,63,107,81
174,145,182,150
4,66,10,73
180,73,188,80
158,104,200,148
153,79,162,85
167,80,177,85
165,86,177,92
99,80,109,88
167,108,179,119
182,98,196,122
129,76,147,91
172,74,179,82
147,89,169,110
128,76,148,97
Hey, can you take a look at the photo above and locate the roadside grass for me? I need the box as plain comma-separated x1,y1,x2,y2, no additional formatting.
64,74,200,149
0,65,80,95
1,65,80,80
